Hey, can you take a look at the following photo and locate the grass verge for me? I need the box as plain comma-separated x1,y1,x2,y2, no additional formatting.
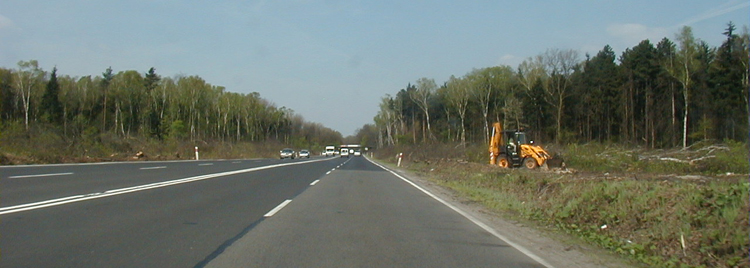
377,143,749,268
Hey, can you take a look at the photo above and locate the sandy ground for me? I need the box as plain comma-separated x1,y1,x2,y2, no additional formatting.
388,165,643,268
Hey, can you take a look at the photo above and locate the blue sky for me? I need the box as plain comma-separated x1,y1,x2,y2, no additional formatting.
1,0,748,136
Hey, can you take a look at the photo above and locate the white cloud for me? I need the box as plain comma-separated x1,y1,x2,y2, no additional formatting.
0,15,14,29
606,23,669,45
676,0,750,27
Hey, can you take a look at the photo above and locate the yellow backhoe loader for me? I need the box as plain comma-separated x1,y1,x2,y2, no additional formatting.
489,122,564,169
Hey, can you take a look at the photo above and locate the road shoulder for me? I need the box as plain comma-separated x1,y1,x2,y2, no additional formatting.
375,160,642,268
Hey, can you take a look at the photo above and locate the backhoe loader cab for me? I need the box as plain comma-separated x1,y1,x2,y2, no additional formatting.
489,122,563,169
502,130,527,164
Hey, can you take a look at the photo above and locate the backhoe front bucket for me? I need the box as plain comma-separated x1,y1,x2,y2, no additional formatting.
544,156,565,169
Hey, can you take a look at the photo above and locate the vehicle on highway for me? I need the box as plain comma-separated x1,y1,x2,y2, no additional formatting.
279,148,296,159
340,148,349,157
353,149,361,156
299,149,310,158
325,145,336,157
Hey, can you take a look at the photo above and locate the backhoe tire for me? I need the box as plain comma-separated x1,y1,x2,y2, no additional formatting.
523,158,538,169
498,158,510,168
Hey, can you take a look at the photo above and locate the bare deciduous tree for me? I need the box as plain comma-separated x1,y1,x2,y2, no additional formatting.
540,48,579,143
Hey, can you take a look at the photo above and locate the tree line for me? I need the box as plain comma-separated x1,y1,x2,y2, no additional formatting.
0,64,343,148
362,23,749,149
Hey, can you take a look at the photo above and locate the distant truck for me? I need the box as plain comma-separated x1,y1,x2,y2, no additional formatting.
325,145,336,157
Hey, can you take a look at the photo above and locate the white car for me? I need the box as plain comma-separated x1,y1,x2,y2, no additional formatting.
340,148,349,157
279,148,295,159
298,149,310,158
353,150,361,156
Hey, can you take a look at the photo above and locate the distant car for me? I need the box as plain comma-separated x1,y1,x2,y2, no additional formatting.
340,148,349,157
353,150,361,156
299,149,310,158
279,148,295,159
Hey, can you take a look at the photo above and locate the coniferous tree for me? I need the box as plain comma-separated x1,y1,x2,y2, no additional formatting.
709,22,747,140
0,68,14,122
100,67,114,131
41,67,63,124
689,41,717,141
144,67,162,138
620,40,660,146
578,45,621,142
655,38,681,147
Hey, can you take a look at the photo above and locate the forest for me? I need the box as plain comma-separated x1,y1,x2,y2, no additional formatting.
0,62,343,152
362,24,749,149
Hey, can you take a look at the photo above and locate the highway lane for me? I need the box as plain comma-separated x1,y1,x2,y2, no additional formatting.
1,158,319,207
0,156,345,268
205,156,550,268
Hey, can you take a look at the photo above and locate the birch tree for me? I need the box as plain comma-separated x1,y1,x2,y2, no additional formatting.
444,75,470,144
673,26,699,148
410,77,437,142
14,60,44,129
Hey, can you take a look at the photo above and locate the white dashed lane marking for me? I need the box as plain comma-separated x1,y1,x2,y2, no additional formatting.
140,166,167,170
8,172,73,179
264,200,292,217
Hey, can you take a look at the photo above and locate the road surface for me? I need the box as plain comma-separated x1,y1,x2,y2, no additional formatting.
1,156,549,267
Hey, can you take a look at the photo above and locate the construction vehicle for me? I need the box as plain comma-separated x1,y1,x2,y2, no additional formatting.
489,122,564,169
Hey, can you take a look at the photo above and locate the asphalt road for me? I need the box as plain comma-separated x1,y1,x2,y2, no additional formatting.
1,156,550,267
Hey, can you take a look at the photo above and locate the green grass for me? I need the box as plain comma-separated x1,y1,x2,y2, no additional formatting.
562,141,749,175
385,142,749,268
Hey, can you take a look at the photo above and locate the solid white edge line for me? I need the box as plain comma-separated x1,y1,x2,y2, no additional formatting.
365,157,555,268
264,199,292,217
8,172,74,179
310,179,320,186
0,195,85,212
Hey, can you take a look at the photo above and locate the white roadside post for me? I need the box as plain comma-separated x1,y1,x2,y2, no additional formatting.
195,146,199,160
397,153,403,167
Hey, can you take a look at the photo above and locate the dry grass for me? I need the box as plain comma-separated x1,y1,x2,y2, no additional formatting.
376,143,749,268
0,123,290,164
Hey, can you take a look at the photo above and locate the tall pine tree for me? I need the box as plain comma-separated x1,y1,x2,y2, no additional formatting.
709,22,747,140
41,67,63,124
